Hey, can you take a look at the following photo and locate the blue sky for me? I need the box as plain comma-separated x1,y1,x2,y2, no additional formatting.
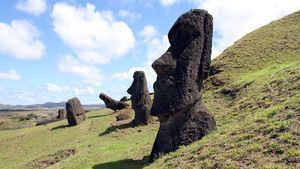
0,0,299,105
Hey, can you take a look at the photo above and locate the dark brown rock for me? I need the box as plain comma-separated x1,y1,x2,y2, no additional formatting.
57,109,66,120
99,93,130,111
66,97,86,126
149,9,216,161
127,71,152,126
116,113,130,121
120,96,128,102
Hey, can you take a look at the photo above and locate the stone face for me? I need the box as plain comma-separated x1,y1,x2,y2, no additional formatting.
149,9,216,161
127,71,152,126
66,97,86,126
99,93,130,111
57,109,66,120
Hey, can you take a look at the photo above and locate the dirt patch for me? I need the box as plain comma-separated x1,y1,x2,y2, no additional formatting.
23,149,75,169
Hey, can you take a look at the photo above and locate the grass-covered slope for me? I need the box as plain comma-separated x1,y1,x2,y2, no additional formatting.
147,10,300,169
0,10,299,169
0,108,159,169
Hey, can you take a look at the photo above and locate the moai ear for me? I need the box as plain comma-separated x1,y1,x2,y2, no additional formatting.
197,13,213,90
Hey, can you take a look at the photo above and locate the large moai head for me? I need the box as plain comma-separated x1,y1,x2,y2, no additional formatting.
151,9,212,119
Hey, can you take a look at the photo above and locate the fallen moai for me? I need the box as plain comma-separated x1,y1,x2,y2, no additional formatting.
99,93,130,111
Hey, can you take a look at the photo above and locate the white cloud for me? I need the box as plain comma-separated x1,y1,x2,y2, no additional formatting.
16,0,47,16
58,55,102,85
51,2,135,64
46,83,64,93
0,69,21,80
73,86,95,95
118,9,141,21
113,66,146,81
160,0,178,7
197,0,300,58
113,34,170,87
139,25,158,41
0,20,45,60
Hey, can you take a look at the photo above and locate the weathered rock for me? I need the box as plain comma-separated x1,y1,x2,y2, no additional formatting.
149,9,216,161
116,113,130,121
66,97,86,126
120,96,128,102
127,71,152,126
57,109,66,120
99,93,129,111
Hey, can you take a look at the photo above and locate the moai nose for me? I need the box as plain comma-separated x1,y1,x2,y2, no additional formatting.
152,51,176,76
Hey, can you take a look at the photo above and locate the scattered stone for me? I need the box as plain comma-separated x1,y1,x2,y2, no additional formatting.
66,97,86,126
99,93,130,111
127,71,152,126
149,9,216,161
120,96,129,102
116,113,130,121
57,109,66,120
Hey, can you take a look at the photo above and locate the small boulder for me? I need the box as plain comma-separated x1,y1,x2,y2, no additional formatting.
116,113,130,121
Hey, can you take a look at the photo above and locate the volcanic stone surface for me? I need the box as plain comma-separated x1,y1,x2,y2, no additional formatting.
127,71,152,126
149,9,216,161
99,93,129,111
57,109,66,120
66,97,86,126
120,96,128,102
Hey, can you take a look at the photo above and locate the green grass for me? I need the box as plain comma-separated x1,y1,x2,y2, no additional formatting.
146,10,300,169
0,9,299,169
0,109,158,169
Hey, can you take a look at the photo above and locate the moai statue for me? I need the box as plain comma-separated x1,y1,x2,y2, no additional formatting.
57,109,66,120
99,93,130,111
149,9,216,161
127,71,152,126
66,97,86,126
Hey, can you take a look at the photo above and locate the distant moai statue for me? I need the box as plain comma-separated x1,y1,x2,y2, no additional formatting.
149,9,216,161
66,97,86,126
127,71,152,126
99,93,130,111
57,109,66,120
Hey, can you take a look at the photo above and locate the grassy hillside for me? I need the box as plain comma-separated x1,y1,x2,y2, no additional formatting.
148,10,300,169
0,10,299,169
0,108,159,169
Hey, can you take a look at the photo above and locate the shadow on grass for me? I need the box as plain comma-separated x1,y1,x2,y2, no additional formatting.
51,124,71,131
99,122,132,136
88,112,116,119
92,156,150,169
